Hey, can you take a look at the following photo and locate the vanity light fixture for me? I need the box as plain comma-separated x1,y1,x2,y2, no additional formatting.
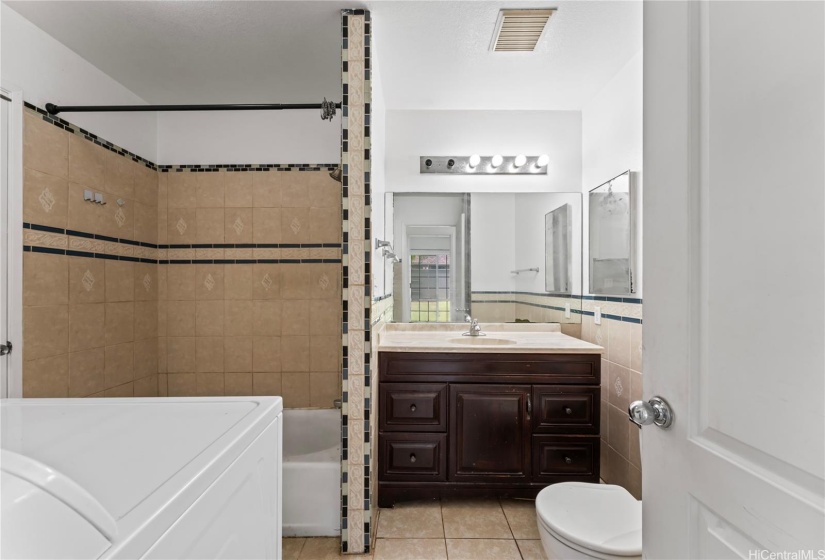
469,154,481,168
491,154,504,168
514,154,527,167
537,154,550,168
419,156,549,175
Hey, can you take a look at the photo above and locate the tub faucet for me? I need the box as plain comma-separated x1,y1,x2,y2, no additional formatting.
464,315,483,337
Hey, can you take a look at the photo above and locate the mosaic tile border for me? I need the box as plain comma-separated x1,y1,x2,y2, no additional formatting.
340,8,371,555
471,291,643,324
24,103,157,170
158,164,339,173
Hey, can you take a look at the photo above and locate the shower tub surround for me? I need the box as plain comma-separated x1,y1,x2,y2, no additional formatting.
20,102,343,407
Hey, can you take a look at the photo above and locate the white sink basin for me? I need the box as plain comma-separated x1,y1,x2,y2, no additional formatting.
447,337,516,346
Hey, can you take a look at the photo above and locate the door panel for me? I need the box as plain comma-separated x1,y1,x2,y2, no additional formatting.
644,1,825,556
449,384,531,481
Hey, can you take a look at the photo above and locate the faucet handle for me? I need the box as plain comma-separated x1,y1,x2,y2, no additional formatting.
465,314,472,323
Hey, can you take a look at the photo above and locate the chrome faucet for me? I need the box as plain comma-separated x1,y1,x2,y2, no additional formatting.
464,315,483,337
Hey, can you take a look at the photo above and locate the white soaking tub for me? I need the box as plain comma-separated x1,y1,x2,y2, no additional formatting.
282,409,341,537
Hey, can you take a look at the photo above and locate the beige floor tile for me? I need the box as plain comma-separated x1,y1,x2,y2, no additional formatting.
298,537,342,559
377,501,444,539
516,540,548,560
373,539,447,560
441,499,511,539
445,539,521,560
500,499,540,539
283,538,306,560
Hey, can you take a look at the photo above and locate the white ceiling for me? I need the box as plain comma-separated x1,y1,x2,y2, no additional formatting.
4,0,642,111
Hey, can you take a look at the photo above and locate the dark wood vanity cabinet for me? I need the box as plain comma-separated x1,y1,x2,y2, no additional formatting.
377,352,601,507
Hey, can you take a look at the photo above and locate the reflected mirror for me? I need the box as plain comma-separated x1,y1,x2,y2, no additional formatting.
588,170,636,294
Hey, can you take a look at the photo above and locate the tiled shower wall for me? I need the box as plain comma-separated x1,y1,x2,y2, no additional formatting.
579,297,643,499
156,167,342,404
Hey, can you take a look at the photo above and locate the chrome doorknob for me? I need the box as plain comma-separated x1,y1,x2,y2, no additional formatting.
628,397,673,429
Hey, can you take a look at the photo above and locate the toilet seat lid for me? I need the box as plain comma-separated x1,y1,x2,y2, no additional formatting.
536,482,642,557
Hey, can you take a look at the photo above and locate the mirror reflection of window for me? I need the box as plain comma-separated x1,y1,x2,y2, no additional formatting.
589,171,635,295
410,253,451,322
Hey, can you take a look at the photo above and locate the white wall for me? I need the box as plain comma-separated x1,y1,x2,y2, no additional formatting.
156,111,340,165
1,4,157,161
386,110,582,193
471,193,516,292
581,50,643,295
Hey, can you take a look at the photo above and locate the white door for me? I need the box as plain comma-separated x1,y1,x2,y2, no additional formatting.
0,93,10,397
643,2,824,557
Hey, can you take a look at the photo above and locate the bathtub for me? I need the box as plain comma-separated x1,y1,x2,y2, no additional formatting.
282,409,341,537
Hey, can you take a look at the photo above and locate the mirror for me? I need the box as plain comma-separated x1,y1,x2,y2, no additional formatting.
380,191,582,324
588,170,636,294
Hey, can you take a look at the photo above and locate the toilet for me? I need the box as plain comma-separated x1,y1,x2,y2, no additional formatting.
536,482,642,560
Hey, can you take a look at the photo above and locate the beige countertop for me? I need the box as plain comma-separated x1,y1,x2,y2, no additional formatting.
376,323,603,354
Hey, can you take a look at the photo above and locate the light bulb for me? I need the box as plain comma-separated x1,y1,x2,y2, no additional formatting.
468,154,481,168
537,154,550,167
491,154,503,168
514,154,527,167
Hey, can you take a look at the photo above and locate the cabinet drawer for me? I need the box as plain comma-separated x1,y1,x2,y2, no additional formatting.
380,383,447,432
532,436,599,480
532,387,599,435
379,433,447,481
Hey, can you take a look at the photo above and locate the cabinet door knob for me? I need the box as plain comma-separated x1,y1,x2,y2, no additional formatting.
564,456,573,464
410,403,417,412
409,453,417,463
564,407,573,415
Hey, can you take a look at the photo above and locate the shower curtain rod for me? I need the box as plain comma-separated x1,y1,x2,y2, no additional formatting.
45,101,341,116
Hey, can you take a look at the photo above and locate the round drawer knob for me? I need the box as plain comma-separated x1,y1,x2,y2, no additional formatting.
564,407,573,415
410,453,417,463
410,404,417,412
564,456,573,464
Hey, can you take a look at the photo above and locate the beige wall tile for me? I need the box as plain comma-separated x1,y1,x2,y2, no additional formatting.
253,300,282,336
281,372,310,407
134,337,158,378
252,208,281,243
310,335,340,373
157,265,167,301
24,253,68,307
224,208,253,244
24,112,68,179
134,300,158,341
158,337,167,373
224,265,253,300
309,300,340,335
69,348,105,397
167,208,197,244
168,172,197,208
252,264,281,299
167,373,197,396
281,335,309,372
134,263,158,302
225,172,253,207
308,174,340,208
630,322,643,373
157,373,168,396
196,173,224,207
134,374,159,397
309,371,340,408
68,133,104,189
195,264,225,300
280,208,310,244
252,171,281,207
25,305,69,360
281,300,308,335
157,207,168,244
24,168,69,228
196,300,225,336
608,403,630,459
134,165,158,207
196,372,225,396
281,174,310,208
105,261,134,302
196,208,224,243
608,362,631,410
196,337,225,373
225,300,254,336
600,439,611,483
225,337,253,372
104,342,134,388
167,337,196,373
281,265,310,299
105,302,134,345
69,303,105,352
102,149,134,199
67,181,105,235
157,172,168,207
167,265,196,300
24,354,69,397
310,264,341,300
167,300,196,336
608,319,631,368
134,201,158,244
252,337,281,372
630,369,642,403
309,207,341,243
225,372,252,396
600,398,609,442
253,372,282,396
106,196,134,240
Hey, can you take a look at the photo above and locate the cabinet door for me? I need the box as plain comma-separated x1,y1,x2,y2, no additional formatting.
449,384,531,481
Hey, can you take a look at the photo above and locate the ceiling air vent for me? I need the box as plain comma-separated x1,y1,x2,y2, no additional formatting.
491,9,556,52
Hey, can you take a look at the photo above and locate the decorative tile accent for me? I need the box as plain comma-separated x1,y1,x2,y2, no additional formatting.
39,187,56,212
82,270,96,292
142,274,152,292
